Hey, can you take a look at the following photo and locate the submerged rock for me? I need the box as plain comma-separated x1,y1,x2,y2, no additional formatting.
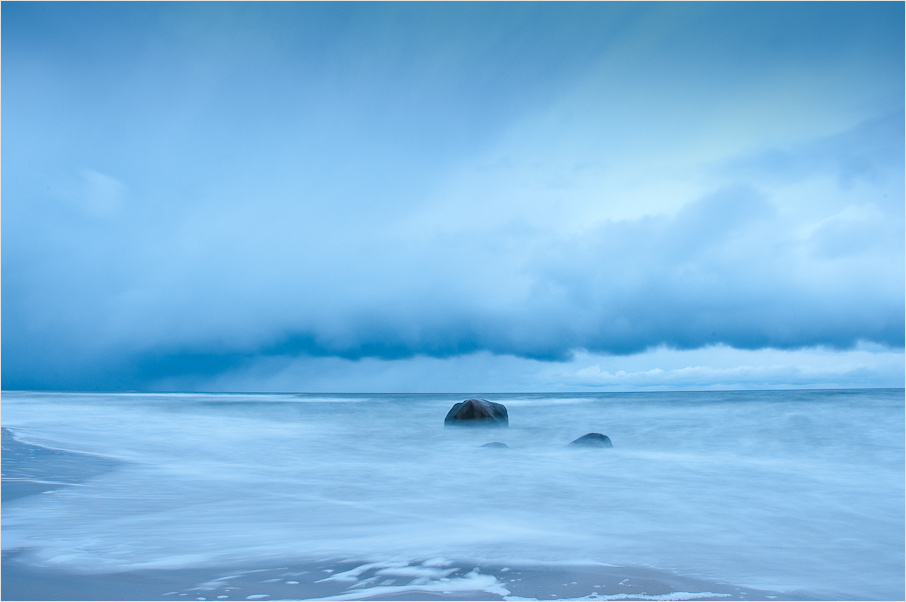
480,441,509,448
569,433,613,448
444,398,508,427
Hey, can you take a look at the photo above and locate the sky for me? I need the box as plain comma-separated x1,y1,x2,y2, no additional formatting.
2,1,904,393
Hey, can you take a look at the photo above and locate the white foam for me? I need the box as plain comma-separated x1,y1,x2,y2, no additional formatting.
374,566,456,579
190,575,241,591
304,569,510,601
569,593,731,601
315,561,408,582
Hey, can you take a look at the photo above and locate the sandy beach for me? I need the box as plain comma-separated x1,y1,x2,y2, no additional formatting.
3,549,819,601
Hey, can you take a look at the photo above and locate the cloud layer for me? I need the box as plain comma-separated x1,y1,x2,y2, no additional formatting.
2,2,903,390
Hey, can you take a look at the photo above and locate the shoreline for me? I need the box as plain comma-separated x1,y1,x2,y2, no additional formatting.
1,478,71,502
1,426,124,486
2,551,826,601
2,425,126,504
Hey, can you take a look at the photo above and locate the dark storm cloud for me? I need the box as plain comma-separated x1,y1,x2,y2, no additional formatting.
11,174,898,392
2,1,903,390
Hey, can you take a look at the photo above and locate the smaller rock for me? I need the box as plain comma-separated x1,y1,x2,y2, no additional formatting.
569,433,613,448
480,442,509,448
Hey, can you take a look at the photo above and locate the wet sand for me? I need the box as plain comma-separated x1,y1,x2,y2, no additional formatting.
2,426,123,487
2,551,825,601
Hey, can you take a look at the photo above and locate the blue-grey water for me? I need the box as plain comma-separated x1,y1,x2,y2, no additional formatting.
1,389,903,600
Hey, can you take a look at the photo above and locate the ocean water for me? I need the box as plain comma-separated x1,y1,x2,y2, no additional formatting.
1,389,903,600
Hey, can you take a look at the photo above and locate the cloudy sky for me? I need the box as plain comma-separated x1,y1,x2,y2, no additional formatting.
3,2,903,392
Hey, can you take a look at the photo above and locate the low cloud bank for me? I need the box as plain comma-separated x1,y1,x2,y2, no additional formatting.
145,345,905,393
3,171,902,391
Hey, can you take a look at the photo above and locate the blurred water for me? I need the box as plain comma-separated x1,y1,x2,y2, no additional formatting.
1,389,903,599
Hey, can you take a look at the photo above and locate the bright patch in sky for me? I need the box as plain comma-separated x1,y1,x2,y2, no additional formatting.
2,2,903,391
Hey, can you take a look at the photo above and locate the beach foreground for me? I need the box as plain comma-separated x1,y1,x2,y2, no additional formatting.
3,549,818,601
2,391,903,601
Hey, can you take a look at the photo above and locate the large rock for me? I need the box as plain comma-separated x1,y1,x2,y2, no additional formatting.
444,398,508,427
569,432,613,448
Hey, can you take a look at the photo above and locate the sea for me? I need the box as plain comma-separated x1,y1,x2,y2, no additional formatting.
1,389,903,601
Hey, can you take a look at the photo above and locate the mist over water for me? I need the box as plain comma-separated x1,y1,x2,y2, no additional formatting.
2,390,903,600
